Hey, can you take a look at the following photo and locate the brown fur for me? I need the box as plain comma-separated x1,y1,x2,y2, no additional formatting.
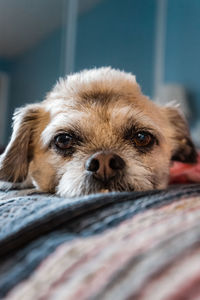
0,67,197,197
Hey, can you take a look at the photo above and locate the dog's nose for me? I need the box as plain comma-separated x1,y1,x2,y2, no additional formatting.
85,151,125,182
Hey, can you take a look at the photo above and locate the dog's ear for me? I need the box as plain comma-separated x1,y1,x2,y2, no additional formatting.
164,106,197,163
0,104,41,183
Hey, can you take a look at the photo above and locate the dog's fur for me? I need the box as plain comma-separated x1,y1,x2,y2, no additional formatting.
0,67,197,197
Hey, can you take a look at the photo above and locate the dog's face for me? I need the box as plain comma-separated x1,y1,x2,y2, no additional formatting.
0,68,197,197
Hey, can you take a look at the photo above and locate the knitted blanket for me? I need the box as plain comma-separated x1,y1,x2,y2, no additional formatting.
1,184,200,299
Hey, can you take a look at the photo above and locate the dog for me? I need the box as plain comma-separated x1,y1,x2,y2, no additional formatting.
0,67,197,197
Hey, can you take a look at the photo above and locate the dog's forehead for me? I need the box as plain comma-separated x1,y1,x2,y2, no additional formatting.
44,69,163,127
44,97,162,135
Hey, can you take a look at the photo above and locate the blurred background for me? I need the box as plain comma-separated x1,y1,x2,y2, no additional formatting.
0,0,199,149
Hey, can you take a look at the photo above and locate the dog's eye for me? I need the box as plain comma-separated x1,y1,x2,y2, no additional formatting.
133,131,153,147
54,134,73,150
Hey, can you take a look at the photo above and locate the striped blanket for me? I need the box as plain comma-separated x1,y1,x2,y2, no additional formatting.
1,184,200,299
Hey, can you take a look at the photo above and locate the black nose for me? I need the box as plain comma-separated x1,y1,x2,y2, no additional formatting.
85,151,125,182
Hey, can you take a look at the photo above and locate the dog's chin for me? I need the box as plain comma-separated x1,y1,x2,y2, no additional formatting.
57,175,135,198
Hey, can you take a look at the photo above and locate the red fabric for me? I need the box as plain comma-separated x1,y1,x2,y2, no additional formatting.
170,152,200,184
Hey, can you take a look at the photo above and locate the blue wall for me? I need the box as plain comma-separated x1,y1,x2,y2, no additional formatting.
0,58,10,72
3,29,63,140
165,0,200,120
8,29,63,115
76,0,156,97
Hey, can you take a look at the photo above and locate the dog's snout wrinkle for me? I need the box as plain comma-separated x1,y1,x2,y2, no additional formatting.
85,151,125,182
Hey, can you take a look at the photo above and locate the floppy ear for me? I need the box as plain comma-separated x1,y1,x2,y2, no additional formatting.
165,106,197,163
0,104,41,183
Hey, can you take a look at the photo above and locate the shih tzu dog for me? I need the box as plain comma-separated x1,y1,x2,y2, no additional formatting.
0,67,197,197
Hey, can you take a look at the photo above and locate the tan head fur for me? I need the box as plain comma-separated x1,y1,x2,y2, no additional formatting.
0,67,197,197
